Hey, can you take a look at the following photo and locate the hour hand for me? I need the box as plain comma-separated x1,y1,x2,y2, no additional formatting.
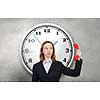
54,40,58,45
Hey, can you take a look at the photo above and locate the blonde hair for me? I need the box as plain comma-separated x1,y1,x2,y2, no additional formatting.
40,41,56,62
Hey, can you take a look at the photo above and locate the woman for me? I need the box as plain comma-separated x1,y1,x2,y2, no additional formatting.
32,41,83,82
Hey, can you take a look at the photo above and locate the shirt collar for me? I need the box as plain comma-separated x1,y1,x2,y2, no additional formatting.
43,59,52,64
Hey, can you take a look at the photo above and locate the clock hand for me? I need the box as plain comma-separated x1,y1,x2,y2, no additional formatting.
54,40,58,45
33,34,41,44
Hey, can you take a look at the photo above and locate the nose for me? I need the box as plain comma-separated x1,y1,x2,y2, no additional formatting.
47,48,52,52
47,49,51,52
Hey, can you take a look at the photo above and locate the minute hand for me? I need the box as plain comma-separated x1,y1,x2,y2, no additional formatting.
33,34,41,44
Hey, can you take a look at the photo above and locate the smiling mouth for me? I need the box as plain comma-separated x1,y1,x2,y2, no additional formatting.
47,53,51,55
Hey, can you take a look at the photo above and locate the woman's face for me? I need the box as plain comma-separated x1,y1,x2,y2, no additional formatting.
42,43,53,59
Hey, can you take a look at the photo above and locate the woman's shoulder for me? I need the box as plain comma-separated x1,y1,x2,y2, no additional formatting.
54,60,62,64
32,61,42,69
53,60,64,68
33,61,42,66
32,61,42,71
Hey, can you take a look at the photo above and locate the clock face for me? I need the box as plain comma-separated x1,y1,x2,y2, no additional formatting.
21,23,75,74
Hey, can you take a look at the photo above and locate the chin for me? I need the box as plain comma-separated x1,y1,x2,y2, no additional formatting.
46,56,51,58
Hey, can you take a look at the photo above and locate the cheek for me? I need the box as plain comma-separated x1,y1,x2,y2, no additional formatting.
51,50,53,53
42,50,47,55
51,50,53,54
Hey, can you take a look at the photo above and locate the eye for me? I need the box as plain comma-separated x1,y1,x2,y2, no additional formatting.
49,47,53,50
43,47,48,50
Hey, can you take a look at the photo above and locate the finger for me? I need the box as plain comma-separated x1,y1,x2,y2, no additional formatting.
76,49,81,56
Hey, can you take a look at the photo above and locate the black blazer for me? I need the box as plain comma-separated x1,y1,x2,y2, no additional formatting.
32,58,83,82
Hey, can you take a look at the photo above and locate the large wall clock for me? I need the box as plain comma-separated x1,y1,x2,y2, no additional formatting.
21,23,75,74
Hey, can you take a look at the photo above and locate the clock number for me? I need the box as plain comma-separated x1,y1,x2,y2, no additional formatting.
56,32,59,35
65,48,69,53
36,31,41,35
63,58,66,62
44,29,46,32
44,29,50,33
28,39,35,43
63,37,69,42
24,48,29,53
48,29,50,32
63,38,67,42
28,58,32,63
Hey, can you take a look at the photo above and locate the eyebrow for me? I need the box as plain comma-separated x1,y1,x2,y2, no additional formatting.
43,46,53,48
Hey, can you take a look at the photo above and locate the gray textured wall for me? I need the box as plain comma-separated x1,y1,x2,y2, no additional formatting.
0,18,100,82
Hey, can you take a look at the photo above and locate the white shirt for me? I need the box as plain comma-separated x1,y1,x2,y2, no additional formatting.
43,59,52,73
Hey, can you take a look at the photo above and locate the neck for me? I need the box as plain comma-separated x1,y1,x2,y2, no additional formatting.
44,57,51,60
